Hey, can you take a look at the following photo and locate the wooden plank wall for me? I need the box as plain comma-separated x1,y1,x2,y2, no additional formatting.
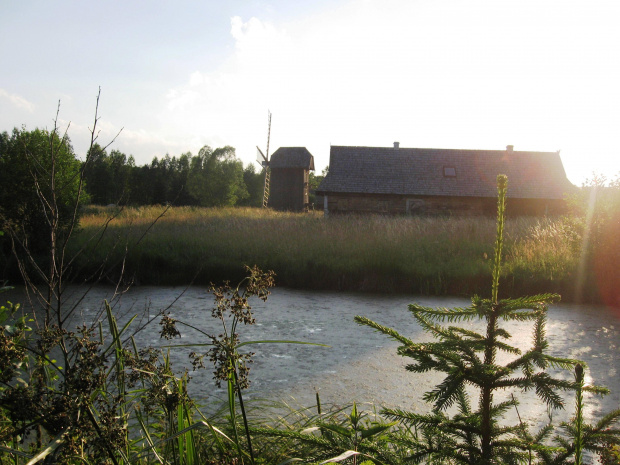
270,168,309,211
326,193,566,216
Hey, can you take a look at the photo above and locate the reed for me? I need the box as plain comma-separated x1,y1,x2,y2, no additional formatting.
72,206,582,299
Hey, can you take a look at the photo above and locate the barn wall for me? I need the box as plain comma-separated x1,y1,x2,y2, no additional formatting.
269,168,309,211
324,193,567,216
505,198,567,216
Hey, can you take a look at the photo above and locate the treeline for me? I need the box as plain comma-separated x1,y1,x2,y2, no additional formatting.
2,126,326,211
0,127,267,209
83,143,266,207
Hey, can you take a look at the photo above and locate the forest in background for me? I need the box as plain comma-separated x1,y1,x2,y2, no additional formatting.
81,139,325,208
0,127,326,210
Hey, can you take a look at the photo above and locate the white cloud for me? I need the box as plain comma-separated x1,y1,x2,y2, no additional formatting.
162,16,287,159
158,0,620,183
0,89,35,112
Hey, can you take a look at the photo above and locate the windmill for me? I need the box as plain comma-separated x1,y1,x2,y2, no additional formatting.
256,111,272,208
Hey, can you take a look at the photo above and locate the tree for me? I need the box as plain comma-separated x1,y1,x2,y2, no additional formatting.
0,126,86,277
82,143,112,204
82,144,257,208
309,165,329,191
107,149,133,203
187,145,249,207
241,163,265,207
168,151,197,206
355,175,620,464
309,165,328,206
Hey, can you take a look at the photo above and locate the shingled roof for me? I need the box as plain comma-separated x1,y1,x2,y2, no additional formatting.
317,146,575,199
269,147,315,170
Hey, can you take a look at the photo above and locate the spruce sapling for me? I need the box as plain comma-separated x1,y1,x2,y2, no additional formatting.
355,175,583,464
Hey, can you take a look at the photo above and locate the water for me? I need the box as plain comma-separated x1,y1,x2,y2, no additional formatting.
5,286,619,428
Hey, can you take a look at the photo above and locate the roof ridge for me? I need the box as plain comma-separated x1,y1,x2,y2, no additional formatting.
331,145,558,155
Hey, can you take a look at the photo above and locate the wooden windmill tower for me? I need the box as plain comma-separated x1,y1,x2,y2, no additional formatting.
256,111,272,208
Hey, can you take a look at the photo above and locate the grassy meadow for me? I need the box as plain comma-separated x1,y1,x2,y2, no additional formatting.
71,206,588,301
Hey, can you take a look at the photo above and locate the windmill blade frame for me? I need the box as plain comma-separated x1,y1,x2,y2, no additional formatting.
256,146,268,166
257,111,272,208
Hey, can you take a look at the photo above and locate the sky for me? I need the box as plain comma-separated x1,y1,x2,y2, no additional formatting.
1,0,619,186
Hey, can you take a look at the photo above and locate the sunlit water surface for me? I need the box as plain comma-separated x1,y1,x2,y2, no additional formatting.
6,286,619,430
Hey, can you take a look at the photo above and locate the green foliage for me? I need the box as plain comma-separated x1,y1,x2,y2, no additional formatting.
83,143,136,205
0,290,242,464
600,443,620,465
0,98,226,463
83,145,203,207
82,146,266,208
242,163,266,208
565,173,620,306
355,174,620,464
567,173,620,224
187,145,249,207
308,167,327,207
0,126,86,256
0,295,29,387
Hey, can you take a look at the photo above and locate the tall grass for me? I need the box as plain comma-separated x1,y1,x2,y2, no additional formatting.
73,206,582,299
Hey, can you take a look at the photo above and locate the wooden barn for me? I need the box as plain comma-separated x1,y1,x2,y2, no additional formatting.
316,144,576,216
268,147,315,211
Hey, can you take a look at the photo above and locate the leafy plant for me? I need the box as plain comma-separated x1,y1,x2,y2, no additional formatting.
0,290,239,464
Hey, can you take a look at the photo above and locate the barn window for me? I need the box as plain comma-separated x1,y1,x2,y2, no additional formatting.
443,166,457,177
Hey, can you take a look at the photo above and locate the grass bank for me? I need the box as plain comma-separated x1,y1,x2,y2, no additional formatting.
70,206,591,301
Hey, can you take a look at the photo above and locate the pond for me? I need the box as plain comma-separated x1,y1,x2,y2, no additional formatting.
5,285,619,428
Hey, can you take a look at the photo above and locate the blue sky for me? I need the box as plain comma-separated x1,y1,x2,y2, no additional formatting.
2,0,619,185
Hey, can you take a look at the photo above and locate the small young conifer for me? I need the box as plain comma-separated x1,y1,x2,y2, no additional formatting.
356,175,585,464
